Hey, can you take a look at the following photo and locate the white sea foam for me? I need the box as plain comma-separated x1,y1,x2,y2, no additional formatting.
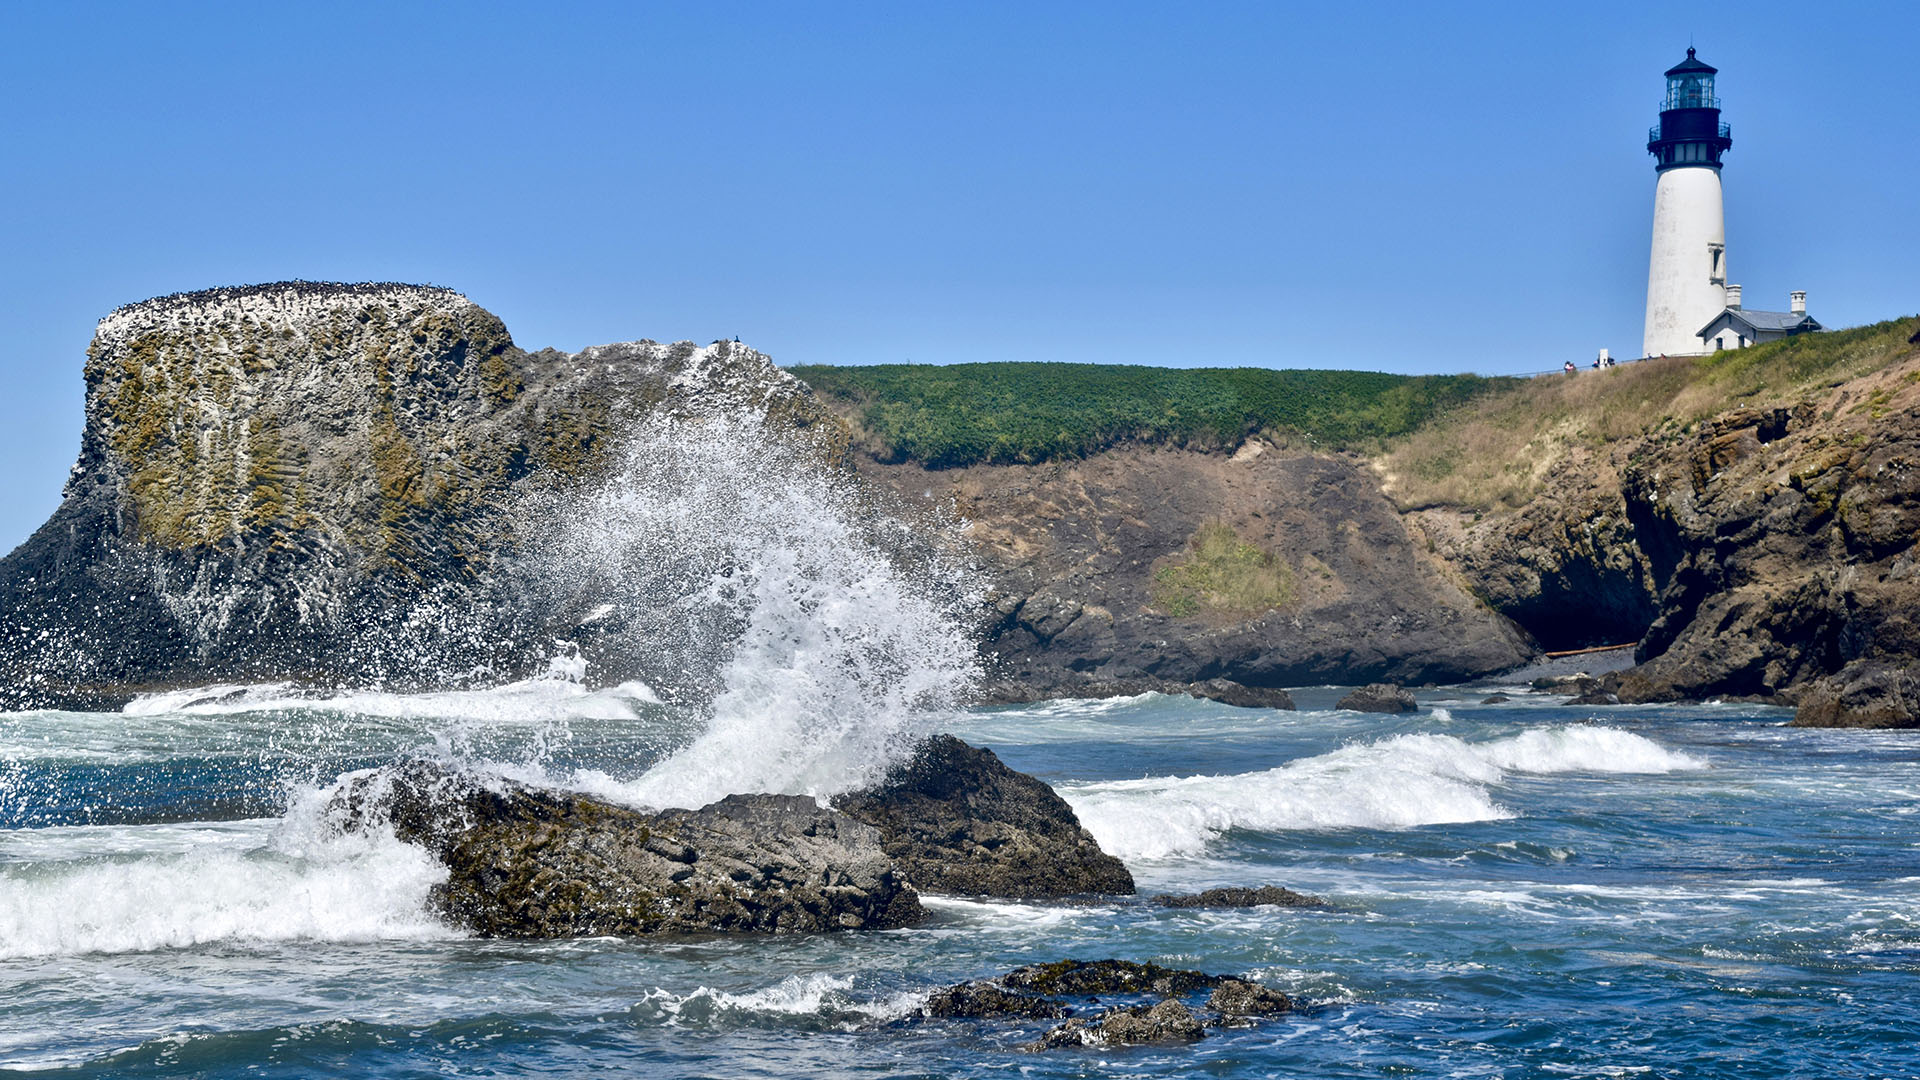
516,411,980,809
632,973,925,1026
1062,726,1706,860
0,815,452,958
120,667,658,724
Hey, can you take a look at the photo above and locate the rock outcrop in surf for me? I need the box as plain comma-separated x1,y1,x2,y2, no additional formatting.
329,759,922,937
912,959,1292,1050
836,734,1135,898
328,735,1132,938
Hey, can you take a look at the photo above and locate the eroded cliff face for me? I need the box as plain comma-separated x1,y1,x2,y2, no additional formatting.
1418,339,1920,726
0,283,834,708
855,442,1535,698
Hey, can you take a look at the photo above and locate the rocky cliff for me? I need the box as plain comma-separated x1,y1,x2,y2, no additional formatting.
854,443,1533,698
13,282,1914,722
1404,318,1920,726
0,283,835,709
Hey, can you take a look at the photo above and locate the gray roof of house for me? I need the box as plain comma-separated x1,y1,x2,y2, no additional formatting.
1699,308,1821,338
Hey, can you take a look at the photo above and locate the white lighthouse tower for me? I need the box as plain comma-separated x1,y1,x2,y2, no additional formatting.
1642,48,1734,357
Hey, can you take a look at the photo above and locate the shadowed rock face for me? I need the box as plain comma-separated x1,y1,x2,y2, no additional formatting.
0,283,838,709
835,735,1135,898
327,759,923,938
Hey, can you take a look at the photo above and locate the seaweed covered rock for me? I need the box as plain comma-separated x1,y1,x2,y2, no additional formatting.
328,759,922,937
915,958,1291,1051
1024,999,1206,1049
836,735,1135,898
921,981,1070,1020
1208,978,1293,1019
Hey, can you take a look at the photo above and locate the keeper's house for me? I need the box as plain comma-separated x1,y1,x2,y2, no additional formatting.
1696,284,1822,351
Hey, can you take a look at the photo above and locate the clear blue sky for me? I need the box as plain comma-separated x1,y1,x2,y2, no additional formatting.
2,1,1914,551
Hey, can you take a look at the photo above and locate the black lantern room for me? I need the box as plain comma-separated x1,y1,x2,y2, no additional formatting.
1647,48,1733,171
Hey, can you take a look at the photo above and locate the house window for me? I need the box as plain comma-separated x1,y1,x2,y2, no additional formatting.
1716,336,1726,350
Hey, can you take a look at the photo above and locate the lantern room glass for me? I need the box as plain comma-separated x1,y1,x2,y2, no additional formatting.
1664,72,1718,110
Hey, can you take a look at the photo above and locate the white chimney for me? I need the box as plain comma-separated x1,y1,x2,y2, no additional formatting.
1791,290,1807,314
1725,283,1742,310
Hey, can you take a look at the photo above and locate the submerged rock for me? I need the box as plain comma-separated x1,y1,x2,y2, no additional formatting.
836,735,1135,898
329,760,922,938
1191,678,1297,710
1152,885,1323,909
1481,693,1512,704
1335,683,1418,713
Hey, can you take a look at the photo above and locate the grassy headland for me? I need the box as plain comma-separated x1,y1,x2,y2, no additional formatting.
1380,315,1920,511
793,316,1919,512
787,363,1509,467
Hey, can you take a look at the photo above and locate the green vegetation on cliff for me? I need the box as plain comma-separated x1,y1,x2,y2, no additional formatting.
788,363,1509,467
1383,316,1920,511
1152,523,1296,618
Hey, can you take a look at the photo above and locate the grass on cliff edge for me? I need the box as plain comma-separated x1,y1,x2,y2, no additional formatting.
787,363,1508,467
1380,315,1920,512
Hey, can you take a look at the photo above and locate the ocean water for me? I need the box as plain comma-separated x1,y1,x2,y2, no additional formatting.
1,684,1915,1079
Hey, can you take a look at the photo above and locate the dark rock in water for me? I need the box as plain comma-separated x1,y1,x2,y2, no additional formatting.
836,735,1135,898
1335,683,1417,713
329,759,922,937
1191,678,1296,710
1792,660,1920,728
1024,1000,1207,1049
919,958,1290,1051
1564,691,1621,706
920,981,1070,1020
1152,885,1323,909
1207,978,1293,1019
1001,959,1223,996
1481,693,1511,704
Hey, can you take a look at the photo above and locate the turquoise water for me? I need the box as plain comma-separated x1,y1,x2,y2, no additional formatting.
1,684,1916,1078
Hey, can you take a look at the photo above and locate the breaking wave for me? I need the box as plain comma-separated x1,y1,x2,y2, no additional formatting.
502,410,981,808
0,816,453,959
1062,726,1706,860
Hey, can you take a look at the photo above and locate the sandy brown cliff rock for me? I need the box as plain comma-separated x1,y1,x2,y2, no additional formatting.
854,442,1534,698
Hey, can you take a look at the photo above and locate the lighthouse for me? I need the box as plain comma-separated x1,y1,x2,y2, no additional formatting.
1642,48,1734,358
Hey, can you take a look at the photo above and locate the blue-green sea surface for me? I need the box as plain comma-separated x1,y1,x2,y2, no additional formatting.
0,683,1915,1079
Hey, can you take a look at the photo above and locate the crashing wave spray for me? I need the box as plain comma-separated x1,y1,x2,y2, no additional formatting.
512,409,981,808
